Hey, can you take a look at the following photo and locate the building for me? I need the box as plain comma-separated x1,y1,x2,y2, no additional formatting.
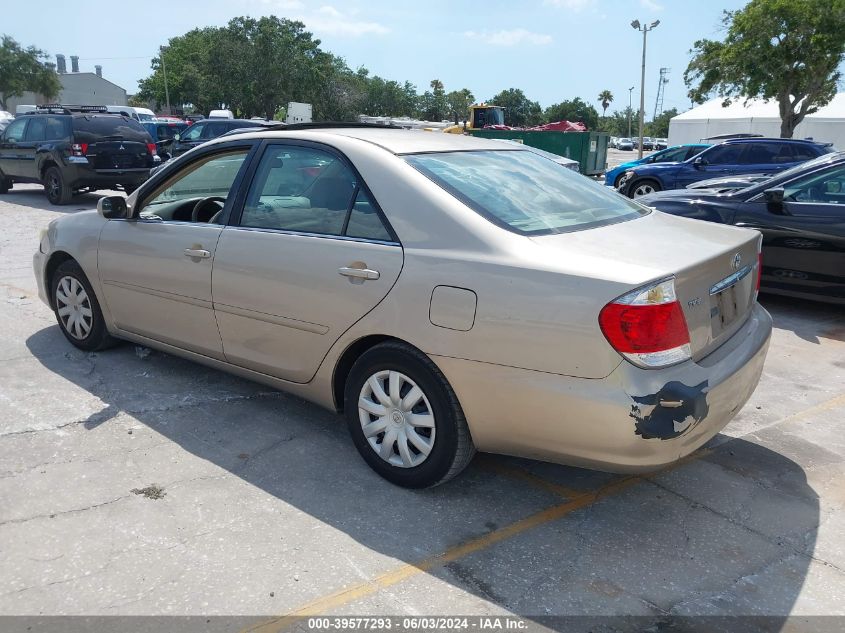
2,54,127,113
668,94,845,149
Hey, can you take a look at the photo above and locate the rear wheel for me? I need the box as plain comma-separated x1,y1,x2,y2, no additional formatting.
0,176,10,194
344,341,475,488
51,260,117,351
43,166,73,205
629,178,661,198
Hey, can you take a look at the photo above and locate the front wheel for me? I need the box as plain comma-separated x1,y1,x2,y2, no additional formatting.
344,341,475,488
0,172,11,194
52,260,118,351
629,178,662,198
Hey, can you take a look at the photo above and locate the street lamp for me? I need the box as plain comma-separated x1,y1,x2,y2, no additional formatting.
631,19,660,158
160,45,171,113
627,86,634,138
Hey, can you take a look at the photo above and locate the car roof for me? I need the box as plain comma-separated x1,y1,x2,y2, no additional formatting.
719,137,826,146
219,127,529,154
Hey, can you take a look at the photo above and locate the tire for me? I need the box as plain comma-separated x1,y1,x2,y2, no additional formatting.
344,341,475,488
43,166,73,205
629,178,662,199
0,177,10,194
51,260,118,352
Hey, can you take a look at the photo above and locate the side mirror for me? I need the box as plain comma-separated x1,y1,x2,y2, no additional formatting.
173,133,181,141
763,187,789,214
693,157,706,168
97,195,128,219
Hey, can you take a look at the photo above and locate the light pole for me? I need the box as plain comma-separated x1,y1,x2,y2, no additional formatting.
160,46,171,113
631,19,660,159
627,86,634,138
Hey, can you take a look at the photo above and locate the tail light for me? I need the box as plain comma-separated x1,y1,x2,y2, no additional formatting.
599,277,691,368
146,143,157,156
71,143,88,157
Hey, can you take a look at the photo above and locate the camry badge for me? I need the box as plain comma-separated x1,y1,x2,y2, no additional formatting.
731,253,742,270
687,297,702,307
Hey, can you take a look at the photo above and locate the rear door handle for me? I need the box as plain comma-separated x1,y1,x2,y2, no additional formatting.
184,248,211,259
338,267,380,280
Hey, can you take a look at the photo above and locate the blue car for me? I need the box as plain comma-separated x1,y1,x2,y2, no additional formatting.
141,120,190,161
618,137,834,198
604,143,710,187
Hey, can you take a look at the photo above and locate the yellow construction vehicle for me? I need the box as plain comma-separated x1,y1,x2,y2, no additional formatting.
443,103,505,134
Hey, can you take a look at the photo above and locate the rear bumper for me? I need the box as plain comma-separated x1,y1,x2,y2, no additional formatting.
431,303,772,472
59,160,151,188
33,250,49,306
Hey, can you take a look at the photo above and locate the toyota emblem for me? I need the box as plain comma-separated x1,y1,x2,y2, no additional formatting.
731,253,742,270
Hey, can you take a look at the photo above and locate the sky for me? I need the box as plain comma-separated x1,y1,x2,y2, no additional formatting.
5,0,753,117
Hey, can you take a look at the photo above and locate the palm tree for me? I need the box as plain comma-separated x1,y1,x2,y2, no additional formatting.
598,90,614,117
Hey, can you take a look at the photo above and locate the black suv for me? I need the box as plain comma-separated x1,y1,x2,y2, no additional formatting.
169,118,274,157
0,105,157,205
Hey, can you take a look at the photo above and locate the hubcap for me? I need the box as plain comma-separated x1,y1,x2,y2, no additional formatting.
633,183,656,198
358,370,435,468
48,175,60,199
55,276,93,340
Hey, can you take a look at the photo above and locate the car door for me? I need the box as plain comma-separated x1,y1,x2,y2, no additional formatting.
734,163,845,299
0,118,29,178
739,141,797,177
676,143,747,188
212,142,404,383
98,143,256,358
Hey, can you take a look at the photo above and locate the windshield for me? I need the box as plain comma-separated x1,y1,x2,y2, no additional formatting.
405,150,647,235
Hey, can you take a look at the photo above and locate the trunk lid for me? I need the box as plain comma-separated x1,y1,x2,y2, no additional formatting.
530,211,761,361
87,139,152,171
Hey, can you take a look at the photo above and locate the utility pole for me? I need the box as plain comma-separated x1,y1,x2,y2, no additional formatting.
631,19,660,159
628,86,634,138
160,46,171,113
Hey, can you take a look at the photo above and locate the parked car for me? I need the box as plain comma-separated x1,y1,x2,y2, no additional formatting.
617,137,634,151
609,136,618,149
105,106,156,123
141,119,190,161
169,118,275,157
605,143,710,187
0,105,157,204
655,138,668,150
637,151,845,304
34,126,771,487
617,137,834,198
0,110,13,133
640,137,655,150
184,114,204,124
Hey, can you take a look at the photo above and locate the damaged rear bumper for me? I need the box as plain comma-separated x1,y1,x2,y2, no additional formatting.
430,303,772,472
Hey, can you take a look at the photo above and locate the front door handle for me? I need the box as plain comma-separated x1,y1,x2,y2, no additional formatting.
338,266,380,281
184,248,211,259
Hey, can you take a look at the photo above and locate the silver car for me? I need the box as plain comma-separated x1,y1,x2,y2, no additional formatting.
34,127,772,487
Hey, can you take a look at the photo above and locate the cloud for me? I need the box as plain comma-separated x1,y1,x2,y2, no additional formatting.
640,0,664,10
464,29,553,46
259,2,389,37
543,0,595,10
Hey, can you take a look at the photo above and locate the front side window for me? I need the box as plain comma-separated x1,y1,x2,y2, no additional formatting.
140,150,249,220
703,144,745,165
652,146,689,163
405,150,646,235
182,123,205,141
239,145,393,240
783,164,845,211
3,118,27,142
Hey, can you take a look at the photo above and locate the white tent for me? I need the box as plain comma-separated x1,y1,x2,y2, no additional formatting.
668,94,845,148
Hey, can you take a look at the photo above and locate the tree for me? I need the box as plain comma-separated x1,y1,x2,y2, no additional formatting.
420,79,448,121
598,89,613,117
446,88,474,123
488,88,543,127
646,107,678,138
684,0,845,138
0,35,60,110
544,98,599,130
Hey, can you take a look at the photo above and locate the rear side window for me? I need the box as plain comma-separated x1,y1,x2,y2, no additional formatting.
24,116,67,142
704,144,745,164
72,115,150,143
741,142,793,164
406,150,646,235
204,122,229,138
792,144,823,161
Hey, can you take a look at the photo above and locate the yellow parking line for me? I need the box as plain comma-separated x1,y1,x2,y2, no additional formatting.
242,476,638,633
475,455,583,499
244,391,845,632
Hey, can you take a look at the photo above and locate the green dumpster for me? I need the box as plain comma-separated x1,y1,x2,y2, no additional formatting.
467,129,609,176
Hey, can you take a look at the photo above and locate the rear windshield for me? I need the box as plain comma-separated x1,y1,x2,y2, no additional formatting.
405,150,647,235
72,115,151,142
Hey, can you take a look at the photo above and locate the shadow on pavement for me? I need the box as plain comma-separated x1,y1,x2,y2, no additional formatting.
24,318,820,627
